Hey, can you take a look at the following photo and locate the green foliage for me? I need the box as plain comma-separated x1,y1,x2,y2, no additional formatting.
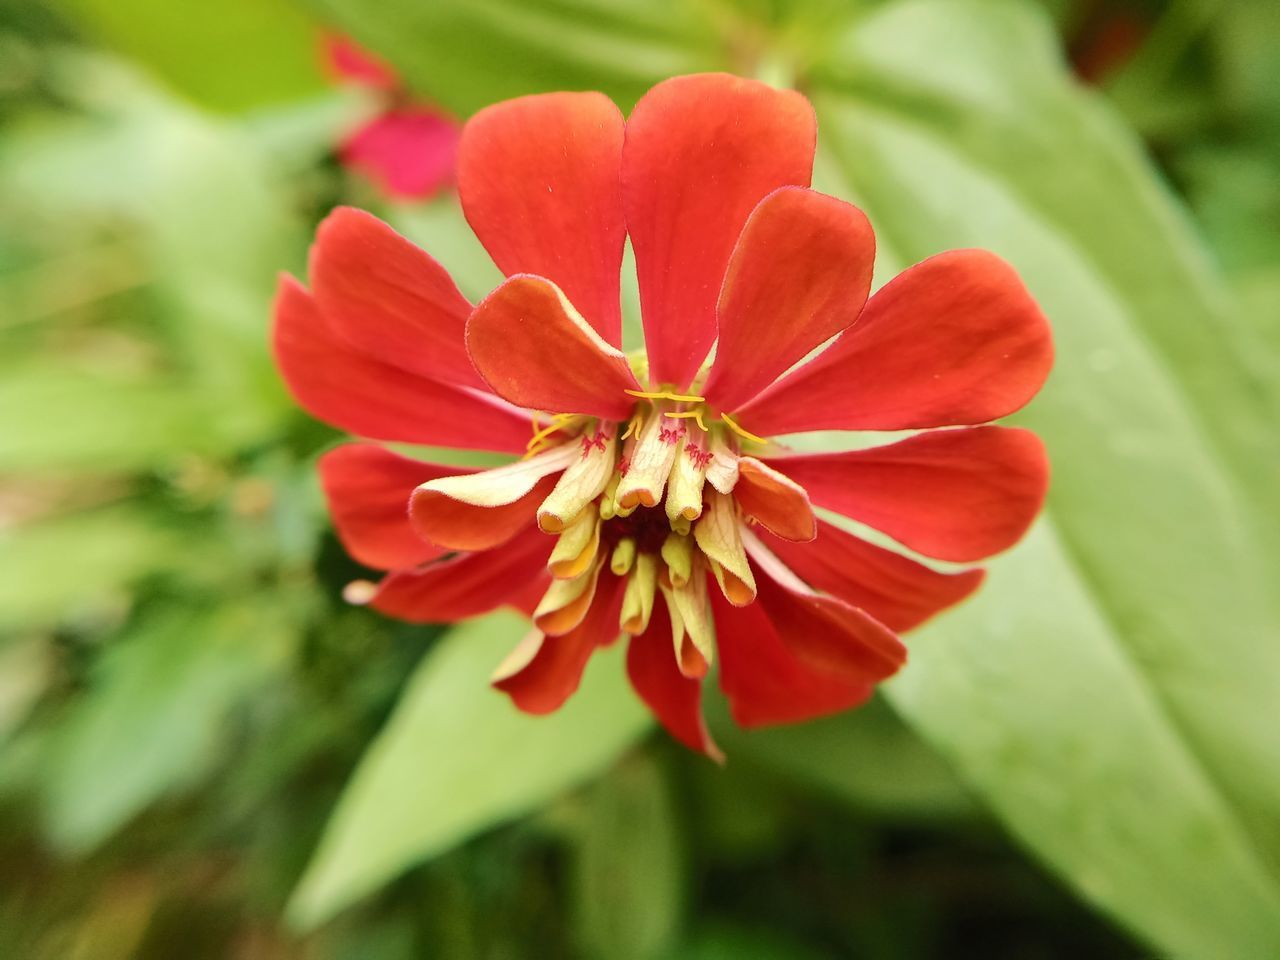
41,601,294,853
572,753,685,960
307,0,729,115
287,611,651,929
54,0,327,112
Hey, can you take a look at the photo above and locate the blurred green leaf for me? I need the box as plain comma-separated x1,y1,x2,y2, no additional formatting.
388,200,503,304
805,0,1280,952
306,0,728,116
713,696,975,821
40,601,294,853
0,508,177,632
288,610,651,929
573,753,684,960
0,364,241,472
55,0,327,112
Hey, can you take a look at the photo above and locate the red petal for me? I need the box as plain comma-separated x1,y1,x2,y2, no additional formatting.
622,74,816,388
309,207,479,389
704,187,874,412
734,249,1053,434
734,457,816,542
411,472,559,553
467,275,639,419
272,275,531,452
318,443,463,570
459,92,626,345
370,526,552,623
493,573,625,714
759,520,984,632
745,532,906,683
339,109,460,201
711,592,875,728
766,426,1049,562
626,603,721,759
321,34,399,89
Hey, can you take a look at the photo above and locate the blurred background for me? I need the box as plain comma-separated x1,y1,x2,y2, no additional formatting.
1,0,1278,957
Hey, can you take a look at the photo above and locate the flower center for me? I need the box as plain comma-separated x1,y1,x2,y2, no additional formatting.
527,385,762,671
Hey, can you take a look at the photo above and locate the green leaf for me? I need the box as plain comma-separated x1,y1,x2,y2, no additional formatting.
55,0,327,112
573,753,684,960
887,528,1280,956
40,601,293,853
802,0,1280,953
306,0,727,115
0,508,178,632
288,610,651,929
711,695,976,821
0,364,236,472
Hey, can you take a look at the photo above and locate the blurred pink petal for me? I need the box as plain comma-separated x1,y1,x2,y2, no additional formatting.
321,33,399,90
338,108,461,200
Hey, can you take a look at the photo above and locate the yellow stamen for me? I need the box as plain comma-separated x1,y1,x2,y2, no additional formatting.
624,389,706,404
720,413,766,445
620,411,644,442
523,413,579,459
664,409,707,431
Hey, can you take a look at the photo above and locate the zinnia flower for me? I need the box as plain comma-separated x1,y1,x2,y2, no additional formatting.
322,34,460,200
273,73,1052,759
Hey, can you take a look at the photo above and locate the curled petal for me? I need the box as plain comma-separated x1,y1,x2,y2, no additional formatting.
766,426,1049,562
318,443,461,570
744,530,906,682
627,603,722,761
467,276,639,419
705,187,874,412
623,73,816,388
712,591,875,728
459,92,626,344
733,457,816,542
272,276,530,453
410,443,578,551
760,520,984,632
734,249,1053,434
309,207,480,388
494,573,625,714
369,526,552,623
533,557,605,637
692,492,755,606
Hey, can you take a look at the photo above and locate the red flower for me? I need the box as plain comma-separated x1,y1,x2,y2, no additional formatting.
273,74,1052,759
322,34,460,200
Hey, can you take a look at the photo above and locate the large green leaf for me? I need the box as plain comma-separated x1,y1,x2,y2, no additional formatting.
802,0,1280,953
288,611,651,929
887,528,1280,956
306,0,727,116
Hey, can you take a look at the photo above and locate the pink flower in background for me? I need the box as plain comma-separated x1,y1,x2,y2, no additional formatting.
321,34,460,201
